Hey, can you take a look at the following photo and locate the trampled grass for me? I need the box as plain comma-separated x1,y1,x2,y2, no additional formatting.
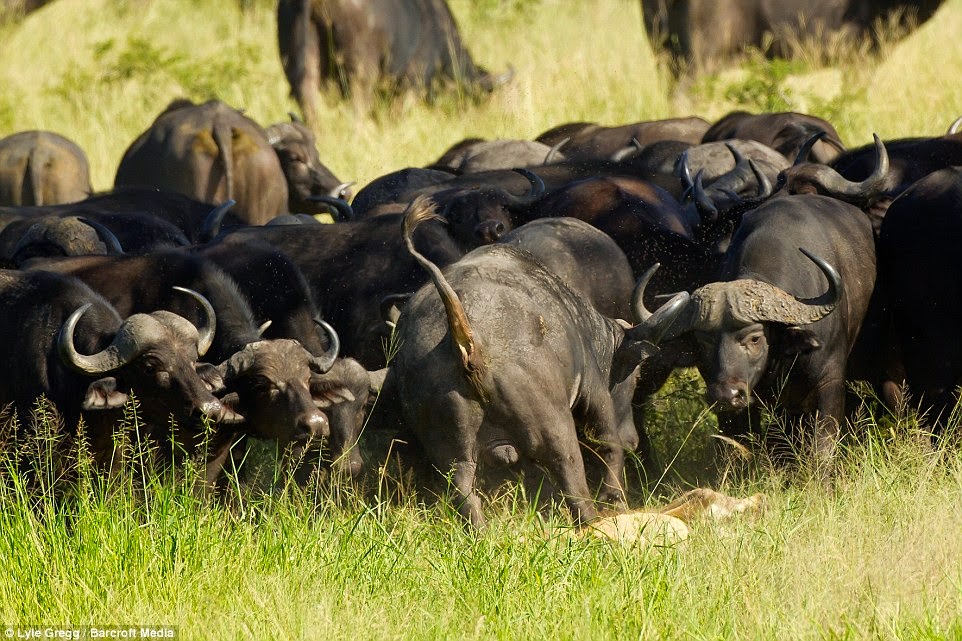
3,0,962,638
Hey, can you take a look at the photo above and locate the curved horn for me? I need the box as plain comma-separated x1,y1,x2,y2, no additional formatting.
692,170,718,219
257,320,273,337
796,247,841,310
948,115,962,135
611,137,643,162
630,263,661,323
792,130,827,166
329,181,355,199
173,286,216,356
58,303,136,374
307,194,355,221
288,111,304,124
76,217,125,255
201,199,236,241
749,159,773,198
678,149,694,191
310,319,340,374
544,137,569,164
725,142,747,167
793,133,889,199
504,168,546,209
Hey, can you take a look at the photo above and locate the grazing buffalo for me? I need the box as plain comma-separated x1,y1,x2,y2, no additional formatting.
115,99,289,226
383,197,688,526
197,238,370,479
0,269,238,458
669,194,876,464
876,167,962,429
643,0,945,74
277,0,513,123
0,131,91,206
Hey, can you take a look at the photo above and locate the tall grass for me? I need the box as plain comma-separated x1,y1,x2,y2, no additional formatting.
1,395,962,639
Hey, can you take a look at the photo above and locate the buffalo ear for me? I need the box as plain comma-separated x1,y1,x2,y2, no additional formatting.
82,377,129,410
779,327,822,356
310,376,356,408
195,362,226,394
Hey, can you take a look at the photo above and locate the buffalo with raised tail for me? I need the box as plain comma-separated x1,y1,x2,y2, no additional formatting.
277,0,513,123
380,196,689,527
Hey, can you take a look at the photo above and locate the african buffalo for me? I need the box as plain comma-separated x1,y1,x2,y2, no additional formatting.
643,0,945,75
0,131,91,206
0,270,238,459
115,99,289,226
383,197,688,526
702,111,846,164
876,167,962,429
669,194,876,464
277,0,513,123
534,117,711,162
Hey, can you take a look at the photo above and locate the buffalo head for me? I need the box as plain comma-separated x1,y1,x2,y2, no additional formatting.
57,287,242,425
266,119,353,218
653,249,841,411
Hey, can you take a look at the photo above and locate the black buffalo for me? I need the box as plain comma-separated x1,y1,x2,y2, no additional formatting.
382,197,688,526
643,0,945,75
667,194,876,463
876,167,962,429
277,0,512,123
0,269,239,466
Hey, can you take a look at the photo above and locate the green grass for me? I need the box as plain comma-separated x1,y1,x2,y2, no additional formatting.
2,396,962,640
4,0,962,638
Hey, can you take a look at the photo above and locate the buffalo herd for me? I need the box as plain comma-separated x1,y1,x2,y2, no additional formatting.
2,0,962,527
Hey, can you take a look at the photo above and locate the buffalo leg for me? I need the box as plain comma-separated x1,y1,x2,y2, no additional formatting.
532,420,598,525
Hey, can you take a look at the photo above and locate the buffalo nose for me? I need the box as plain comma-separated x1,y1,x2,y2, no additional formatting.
474,220,506,243
297,411,330,440
200,400,245,425
709,382,750,411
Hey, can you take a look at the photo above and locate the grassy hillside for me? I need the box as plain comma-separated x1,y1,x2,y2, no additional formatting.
3,0,961,191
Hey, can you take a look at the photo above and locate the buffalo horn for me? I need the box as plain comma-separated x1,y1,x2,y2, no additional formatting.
329,181,356,200
310,319,340,374
308,194,354,221
544,137,569,164
611,137,643,162
948,115,962,135
288,111,304,124
173,286,216,356
504,168,546,209
798,133,888,199
692,170,718,219
792,130,827,166
689,249,841,328
76,217,125,255
630,263,661,323
678,149,694,191
200,199,236,241
58,303,136,374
